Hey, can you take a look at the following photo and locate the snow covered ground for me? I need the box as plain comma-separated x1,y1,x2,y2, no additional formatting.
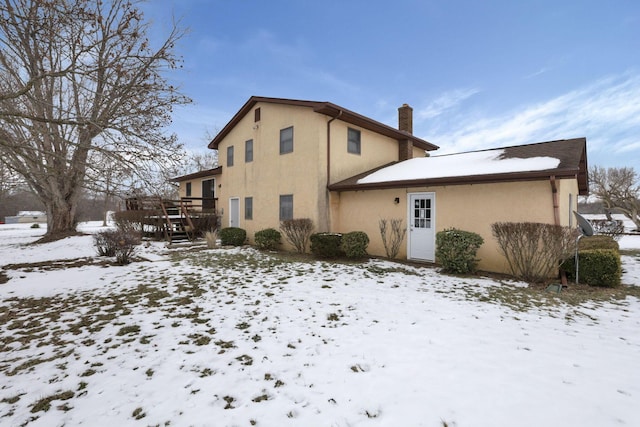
0,222,639,427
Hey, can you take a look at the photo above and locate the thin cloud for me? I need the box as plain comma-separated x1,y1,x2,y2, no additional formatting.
423,72,640,160
416,87,481,120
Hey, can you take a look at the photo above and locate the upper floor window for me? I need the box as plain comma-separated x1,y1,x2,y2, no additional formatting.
254,107,261,122
280,126,293,154
245,139,253,162
227,145,234,167
348,128,361,155
279,194,293,221
185,182,192,197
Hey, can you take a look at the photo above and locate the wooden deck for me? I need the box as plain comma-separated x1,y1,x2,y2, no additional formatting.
125,196,218,242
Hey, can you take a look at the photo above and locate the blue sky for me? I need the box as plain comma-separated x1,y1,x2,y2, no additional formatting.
143,0,640,172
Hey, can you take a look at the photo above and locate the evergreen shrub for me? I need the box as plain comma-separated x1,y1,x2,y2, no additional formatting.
341,231,369,258
254,228,281,250
219,227,247,246
435,228,484,274
578,235,619,252
310,233,344,258
561,249,622,287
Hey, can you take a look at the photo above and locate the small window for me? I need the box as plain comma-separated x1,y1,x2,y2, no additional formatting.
348,128,361,154
185,182,192,197
245,197,253,220
245,139,253,162
280,126,293,154
254,107,261,122
227,145,234,167
279,195,293,221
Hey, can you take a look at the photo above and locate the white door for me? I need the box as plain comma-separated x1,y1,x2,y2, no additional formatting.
229,198,239,227
408,192,435,261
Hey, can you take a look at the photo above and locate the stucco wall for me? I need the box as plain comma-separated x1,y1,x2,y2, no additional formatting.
215,102,328,240
328,122,405,183
332,178,579,274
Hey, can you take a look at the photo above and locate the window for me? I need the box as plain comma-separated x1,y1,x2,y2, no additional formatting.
280,126,293,154
245,139,253,162
185,182,192,197
254,107,261,122
348,128,361,154
244,197,253,220
227,145,234,167
279,195,293,221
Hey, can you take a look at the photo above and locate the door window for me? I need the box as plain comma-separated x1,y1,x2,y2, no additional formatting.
413,198,431,228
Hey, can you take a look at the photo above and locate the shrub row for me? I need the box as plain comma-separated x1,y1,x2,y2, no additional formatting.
309,231,369,259
217,223,369,259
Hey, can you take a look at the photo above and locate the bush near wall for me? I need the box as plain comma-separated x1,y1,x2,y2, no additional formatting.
435,228,484,274
310,233,344,258
341,231,369,259
254,228,281,250
561,249,622,287
219,227,247,246
578,235,619,252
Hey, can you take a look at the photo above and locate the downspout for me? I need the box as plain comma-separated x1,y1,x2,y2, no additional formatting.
325,110,342,233
550,175,560,226
326,110,343,188
550,175,567,286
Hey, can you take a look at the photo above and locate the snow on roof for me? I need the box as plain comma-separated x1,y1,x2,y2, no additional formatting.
357,149,561,184
16,211,46,216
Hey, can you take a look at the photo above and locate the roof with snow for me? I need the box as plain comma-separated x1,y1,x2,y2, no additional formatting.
328,138,589,195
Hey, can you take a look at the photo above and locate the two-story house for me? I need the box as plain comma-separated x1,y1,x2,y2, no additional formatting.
174,96,588,274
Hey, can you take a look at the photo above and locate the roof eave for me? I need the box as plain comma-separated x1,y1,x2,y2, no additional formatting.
328,168,583,192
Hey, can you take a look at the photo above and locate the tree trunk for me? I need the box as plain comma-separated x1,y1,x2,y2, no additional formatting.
42,195,79,241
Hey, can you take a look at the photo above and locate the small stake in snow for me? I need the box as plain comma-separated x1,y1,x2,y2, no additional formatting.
573,211,594,285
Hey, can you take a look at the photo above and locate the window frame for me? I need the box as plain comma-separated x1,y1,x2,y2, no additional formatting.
185,182,192,197
279,194,293,221
347,128,361,155
244,197,253,220
245,139,253,163
280,126,294,154
227,145,234,167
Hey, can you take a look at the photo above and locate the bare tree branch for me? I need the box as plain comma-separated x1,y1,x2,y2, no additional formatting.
0,0,191,238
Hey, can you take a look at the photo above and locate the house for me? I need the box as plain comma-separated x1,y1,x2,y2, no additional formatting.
173,96,588,274
4,211,47,224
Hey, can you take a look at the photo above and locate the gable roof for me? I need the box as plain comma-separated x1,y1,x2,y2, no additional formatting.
328,138,589,195
171,166,222,182
208,96,439,151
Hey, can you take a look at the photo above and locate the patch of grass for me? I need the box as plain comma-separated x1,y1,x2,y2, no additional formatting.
116,325,141,336
145,368,154,378
252,393,269,402
235,354,253,366
132,407,146,419
223,396,235,409
1,393,24,404
30,390,74,413
80,369,96,377
189,334,211,346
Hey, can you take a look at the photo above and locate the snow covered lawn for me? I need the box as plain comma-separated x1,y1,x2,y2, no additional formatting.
1,222,639,427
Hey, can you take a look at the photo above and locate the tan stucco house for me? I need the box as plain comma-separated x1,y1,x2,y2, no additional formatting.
173,96,588,274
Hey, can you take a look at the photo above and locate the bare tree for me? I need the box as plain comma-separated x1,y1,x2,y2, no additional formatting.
0,0,191,239
590,166,640,231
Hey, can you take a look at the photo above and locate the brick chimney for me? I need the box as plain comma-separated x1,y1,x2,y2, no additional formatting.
398,103,413,161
